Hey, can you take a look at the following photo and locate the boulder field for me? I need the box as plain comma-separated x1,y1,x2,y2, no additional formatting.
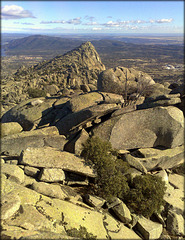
1,42,184,240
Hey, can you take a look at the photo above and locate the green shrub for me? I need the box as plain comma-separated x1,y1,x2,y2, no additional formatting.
27,87,46,98
82,137,166,218
125,174,166,218
81,136,129,201
66,226,97,239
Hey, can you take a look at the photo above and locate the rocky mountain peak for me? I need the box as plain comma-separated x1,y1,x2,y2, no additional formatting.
2,42,105,108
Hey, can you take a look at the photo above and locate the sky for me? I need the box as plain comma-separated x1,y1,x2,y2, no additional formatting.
1,1,184,35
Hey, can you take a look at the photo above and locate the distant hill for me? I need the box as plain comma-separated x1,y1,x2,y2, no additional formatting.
3,35,84,57
4,35,183,65
2,34,184,84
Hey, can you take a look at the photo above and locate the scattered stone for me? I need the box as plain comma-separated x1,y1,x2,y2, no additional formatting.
32,181,68,200
135,216,163,240
64,129,89,155
65,172,89,186
137,93,181,109
56,103,119,136
166,210,184,236
1,192,21,220
30,99,44,106
1,122,23,137
83,194,106,208
168,173,184,191
24,166,40,178
80,84,91,93
39,168,65,183
66,92,103,113
123,145,184,172
108,222,141,239
1,163,25,184
110,200,132,224
5,160,18,165
164,184,184,215
153,170,168,185
4,204,64,233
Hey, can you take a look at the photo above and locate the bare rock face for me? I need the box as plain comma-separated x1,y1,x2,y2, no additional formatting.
20,146,96,178
97,66,155,96
92,106,184,150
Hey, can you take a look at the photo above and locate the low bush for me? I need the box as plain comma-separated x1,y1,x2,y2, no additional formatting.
125,174,166,217
27,87,46,98
66,226,97,239
81,136,129,201
82,136,166,218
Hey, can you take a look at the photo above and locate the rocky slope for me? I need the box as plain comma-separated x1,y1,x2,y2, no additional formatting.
1,41,105,112
1,42,184,240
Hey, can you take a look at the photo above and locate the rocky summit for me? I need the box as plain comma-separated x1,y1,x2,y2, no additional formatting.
1,41,105,113
1,42,184,240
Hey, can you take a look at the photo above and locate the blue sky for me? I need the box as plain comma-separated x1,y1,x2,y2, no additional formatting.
1,1,184,34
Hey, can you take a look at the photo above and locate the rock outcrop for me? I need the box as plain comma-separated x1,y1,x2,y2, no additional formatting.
2,42,105,111
92,106,184,150
97,66,155,96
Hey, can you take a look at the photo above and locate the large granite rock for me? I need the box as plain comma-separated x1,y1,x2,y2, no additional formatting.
55,103,119,136
97,66,155,96
66,92,103,113
92,106,184,150
1,98,57,130
20,147,96,178
1,126,67,156
123,145,184,172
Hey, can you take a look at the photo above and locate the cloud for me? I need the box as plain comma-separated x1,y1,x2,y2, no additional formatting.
21,22,35,25
41,20,65,24
1,5,36,19
92,27,102,31
66,17,81,25
41,17,81,25
107,16,113,19
156,18,173,23
84,15,95,21
83,22,98,26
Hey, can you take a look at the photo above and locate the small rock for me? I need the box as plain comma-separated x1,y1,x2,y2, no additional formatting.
168,173,184,191
24,166,40,178
110,199,132,224
166,210,184,235
32,181,68,200
135,216,163,240
83,194,106,208
154,170,168,185
1,122,23,137
39,168,65,183
1,163,25,184
1,192,21,220
30,99,44,106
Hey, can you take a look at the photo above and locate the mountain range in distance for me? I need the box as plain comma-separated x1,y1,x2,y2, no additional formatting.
2,33,183,60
